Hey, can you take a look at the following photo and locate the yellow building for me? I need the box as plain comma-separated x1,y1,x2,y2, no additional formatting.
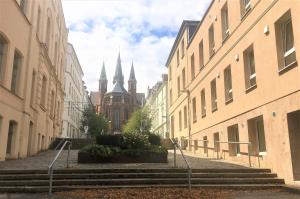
167,0,300,183
0,0,68,160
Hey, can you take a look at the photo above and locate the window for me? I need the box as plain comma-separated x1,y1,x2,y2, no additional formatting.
228,124,240,156
247,116,266,155
179,111,182,131
192,97,197,122
11,50,22,95
40,76,47,107
169,65,172,81
243,45,256,89
176,50,179,66
240,0,251,17
20,0,27,14
7,121,17,155
224,65,233,103
177,76,180,97
30,70,36,105
0,34,8,83
183,106,187,128
201,89,206,117
203,136,208,154
182,68,186,88
221,3,229,41
54,42,58,66
210,79,217,111
114,110,120,130
50,91,55,117
275,11,296,72
191,53,195,80
209,24,215,57
181,40,185,58
171,115,174,138
46,17,51,50
213,132,220,152
36,8,41,37
199,41,204,70
169,89,172,105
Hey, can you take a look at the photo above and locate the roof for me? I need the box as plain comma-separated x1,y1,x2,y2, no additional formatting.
109,81,127,94
165,20,200,67
113,52,124,85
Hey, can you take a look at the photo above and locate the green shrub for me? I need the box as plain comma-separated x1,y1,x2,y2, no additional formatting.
148,133,161,146
121,133,150,149
148,145,168,155
79,144,120,158
96,134,123,147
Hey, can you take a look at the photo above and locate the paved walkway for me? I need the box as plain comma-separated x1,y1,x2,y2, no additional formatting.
0,149,247,170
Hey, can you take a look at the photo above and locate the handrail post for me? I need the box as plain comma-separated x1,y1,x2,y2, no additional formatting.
67,142,71,168
173,142,177,168
248,142,251,167
49,167,53,195
188,168,191,191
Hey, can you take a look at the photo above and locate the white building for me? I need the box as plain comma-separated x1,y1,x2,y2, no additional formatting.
146,74,168,138
62,43,85,138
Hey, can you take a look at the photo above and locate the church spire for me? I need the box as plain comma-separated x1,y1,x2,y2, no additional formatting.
113,51,124,86
128,61,137,95
99,61,107,93
100,61,107,80
129,61,136,81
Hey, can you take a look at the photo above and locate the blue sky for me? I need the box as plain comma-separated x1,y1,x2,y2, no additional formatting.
62,0,212,95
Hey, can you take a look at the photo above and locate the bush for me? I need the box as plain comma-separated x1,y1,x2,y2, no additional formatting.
96,134,123,147
148,133,161,146
79,144,120,158
121,133,150,149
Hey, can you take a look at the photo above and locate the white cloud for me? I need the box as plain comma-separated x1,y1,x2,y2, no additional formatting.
62,0,212,95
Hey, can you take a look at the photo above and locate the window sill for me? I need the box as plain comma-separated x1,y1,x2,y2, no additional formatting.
222,33,230,44
278,61,297,75
200,65,205,71
209,50,215,59
245,84,257,93
225,98,233,105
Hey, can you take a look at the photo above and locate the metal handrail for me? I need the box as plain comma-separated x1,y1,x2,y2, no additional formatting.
54,138,66,150
48,140,71,195
215,141,252,167
170,138,192,191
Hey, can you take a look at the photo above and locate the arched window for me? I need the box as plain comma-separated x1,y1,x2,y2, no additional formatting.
40,76,47,107
0,33,8,84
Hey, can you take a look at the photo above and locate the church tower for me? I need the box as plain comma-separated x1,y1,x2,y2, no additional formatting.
113,52,124,87
128,61,137,94
99,62,107,94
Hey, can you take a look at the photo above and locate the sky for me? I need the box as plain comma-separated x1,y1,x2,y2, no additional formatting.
62,0,212,95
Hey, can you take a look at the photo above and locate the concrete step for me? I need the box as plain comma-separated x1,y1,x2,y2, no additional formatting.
0,178,284,186
0,168,272,175
0,184,284,193
0,172,278,180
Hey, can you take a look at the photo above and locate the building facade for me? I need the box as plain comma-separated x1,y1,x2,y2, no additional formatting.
0,0,68,160
90,53,145,133
146,74,169,138
62,43,85,138
167,0,300,183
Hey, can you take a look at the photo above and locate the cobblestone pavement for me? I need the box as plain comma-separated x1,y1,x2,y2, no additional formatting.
0,149,248,170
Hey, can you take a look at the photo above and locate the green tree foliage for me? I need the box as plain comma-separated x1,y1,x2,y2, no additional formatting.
81,107,109,138
123,107,152,135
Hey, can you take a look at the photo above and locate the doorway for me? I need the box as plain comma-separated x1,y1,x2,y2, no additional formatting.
287,110,300,180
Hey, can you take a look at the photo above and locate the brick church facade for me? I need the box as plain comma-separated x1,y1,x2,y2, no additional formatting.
90,53,145,133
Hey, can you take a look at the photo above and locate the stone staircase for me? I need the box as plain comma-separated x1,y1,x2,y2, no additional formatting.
0,168,284,193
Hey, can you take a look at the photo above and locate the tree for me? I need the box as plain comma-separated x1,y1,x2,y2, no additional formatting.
123,107,152,134
81,107,109,138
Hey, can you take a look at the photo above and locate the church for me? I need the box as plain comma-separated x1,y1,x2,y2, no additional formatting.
90,53,145,133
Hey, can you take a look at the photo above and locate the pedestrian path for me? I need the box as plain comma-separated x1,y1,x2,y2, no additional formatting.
0,149,248,170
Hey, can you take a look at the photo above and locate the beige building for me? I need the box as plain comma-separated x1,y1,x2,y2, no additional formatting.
167,0,300,183
62,43,84,138
146,74,168,138
0,0,68,160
